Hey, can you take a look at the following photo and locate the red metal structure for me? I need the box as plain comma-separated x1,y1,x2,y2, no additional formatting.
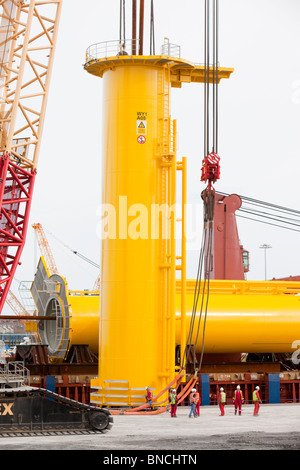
213,192,249,280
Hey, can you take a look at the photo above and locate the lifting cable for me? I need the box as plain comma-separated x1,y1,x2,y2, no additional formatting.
150,0,155,55
180,0,220,376
120,0,155,55
119,0,126,48
218,191,300,233
44,229,100,269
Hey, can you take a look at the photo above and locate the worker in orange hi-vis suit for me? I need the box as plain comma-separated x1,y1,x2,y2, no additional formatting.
253,386,262,416
233,385,244,415
218,387,226,416
195,389,201,416
188,388,198,418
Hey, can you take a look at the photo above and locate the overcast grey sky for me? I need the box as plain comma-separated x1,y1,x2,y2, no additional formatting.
9,0,300,305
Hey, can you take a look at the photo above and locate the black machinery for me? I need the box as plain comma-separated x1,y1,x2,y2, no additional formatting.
0,361,113,436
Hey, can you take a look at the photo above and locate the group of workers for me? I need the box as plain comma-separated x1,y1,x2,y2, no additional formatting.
217,385,262,417
145,384,262,417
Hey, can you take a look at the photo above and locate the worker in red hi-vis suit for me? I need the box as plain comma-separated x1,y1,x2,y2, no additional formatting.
253,386,262,416
233,385,244,415
145,386,153,410
218,387,226,416
169,388,178,417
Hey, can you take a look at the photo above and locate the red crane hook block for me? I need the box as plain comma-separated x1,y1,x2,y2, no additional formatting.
201,152,221,184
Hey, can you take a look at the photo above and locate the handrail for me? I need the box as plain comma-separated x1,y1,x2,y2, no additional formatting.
0,361,30,386
86,39,140,62
85,38,181,63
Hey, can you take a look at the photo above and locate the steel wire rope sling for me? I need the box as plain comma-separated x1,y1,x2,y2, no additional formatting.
217,191,300,232
119,0,126,48
181,0,220,377
44,228,100,270
150,0,155,55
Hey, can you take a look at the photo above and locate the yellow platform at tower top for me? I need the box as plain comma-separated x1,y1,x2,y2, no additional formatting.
84,54,234,87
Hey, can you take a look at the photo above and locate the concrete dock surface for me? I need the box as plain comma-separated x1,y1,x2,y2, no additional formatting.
1,403,300,452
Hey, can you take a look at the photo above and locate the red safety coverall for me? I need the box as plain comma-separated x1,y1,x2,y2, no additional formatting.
253,389,261,416
218,391,226,416
233,389,244,415
146,389,153,409
195,391,200,416
169,391,178,417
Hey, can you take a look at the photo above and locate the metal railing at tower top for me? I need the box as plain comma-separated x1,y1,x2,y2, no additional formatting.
85,38,181,62
160,38,181,58
86,39,139,61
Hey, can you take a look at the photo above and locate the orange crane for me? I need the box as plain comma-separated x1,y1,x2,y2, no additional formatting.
32,223,58,275
0,0,62,313
93,273,100,291
32,222,100,291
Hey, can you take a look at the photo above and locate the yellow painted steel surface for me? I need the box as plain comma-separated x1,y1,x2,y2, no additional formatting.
84,54,234,86
87,57,177,406
179,280,300,354
67,293,99,354
65,280,300,357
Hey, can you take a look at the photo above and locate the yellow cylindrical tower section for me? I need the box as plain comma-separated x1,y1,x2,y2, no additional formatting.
87,57,177,406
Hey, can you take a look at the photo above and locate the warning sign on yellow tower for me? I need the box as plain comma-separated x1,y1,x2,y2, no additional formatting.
137,120,146,134
136,112,147,135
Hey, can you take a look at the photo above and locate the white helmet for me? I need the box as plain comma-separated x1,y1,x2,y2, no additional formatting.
237,385,240,389
220,387,224,391
256,386,260,390
191,388,196,392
